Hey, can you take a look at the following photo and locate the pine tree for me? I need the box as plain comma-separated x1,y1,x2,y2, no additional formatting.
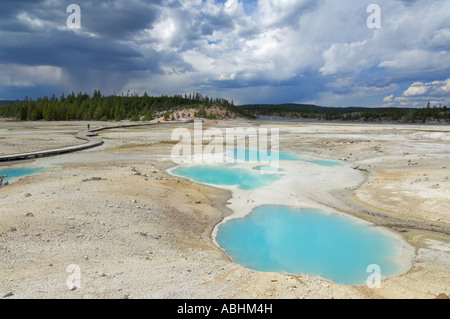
17,105,27,120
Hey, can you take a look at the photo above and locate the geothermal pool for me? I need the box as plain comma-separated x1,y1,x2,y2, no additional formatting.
216,205,405,285
0,167,46,183
227,148,342,166
171,148,342,190
172,164,282,190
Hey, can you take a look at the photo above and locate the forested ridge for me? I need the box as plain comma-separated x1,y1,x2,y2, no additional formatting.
0,91,237,122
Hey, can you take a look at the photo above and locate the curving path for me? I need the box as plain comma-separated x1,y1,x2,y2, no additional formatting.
0,122,179,162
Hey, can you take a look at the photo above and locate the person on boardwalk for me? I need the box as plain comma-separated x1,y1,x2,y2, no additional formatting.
87,124,90,131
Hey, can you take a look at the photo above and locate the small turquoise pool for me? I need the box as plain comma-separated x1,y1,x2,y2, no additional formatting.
227,148,300,162
0,167,46,183
227,148,342,166
299,158,342,167
172,165,282,190
216,205,404,285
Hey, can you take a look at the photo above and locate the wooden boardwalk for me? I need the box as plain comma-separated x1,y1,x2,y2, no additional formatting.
0,122,178,162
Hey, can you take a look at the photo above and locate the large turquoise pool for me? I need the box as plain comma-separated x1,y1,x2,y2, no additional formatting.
216,205,404,285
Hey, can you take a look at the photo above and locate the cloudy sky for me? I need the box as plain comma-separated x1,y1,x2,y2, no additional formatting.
0,0,449,107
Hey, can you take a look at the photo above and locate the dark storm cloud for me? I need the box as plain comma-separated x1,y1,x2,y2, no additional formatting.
0,0,183,96
79,0,161,39
1,29,148,70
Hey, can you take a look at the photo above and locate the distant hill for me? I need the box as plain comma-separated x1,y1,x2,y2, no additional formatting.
0,100,17,106
237,103,449,123
238,103,417,113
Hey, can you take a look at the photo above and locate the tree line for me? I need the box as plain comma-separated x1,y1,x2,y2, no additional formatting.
1,91,448,124
0,91,237,122
237,103,450,123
